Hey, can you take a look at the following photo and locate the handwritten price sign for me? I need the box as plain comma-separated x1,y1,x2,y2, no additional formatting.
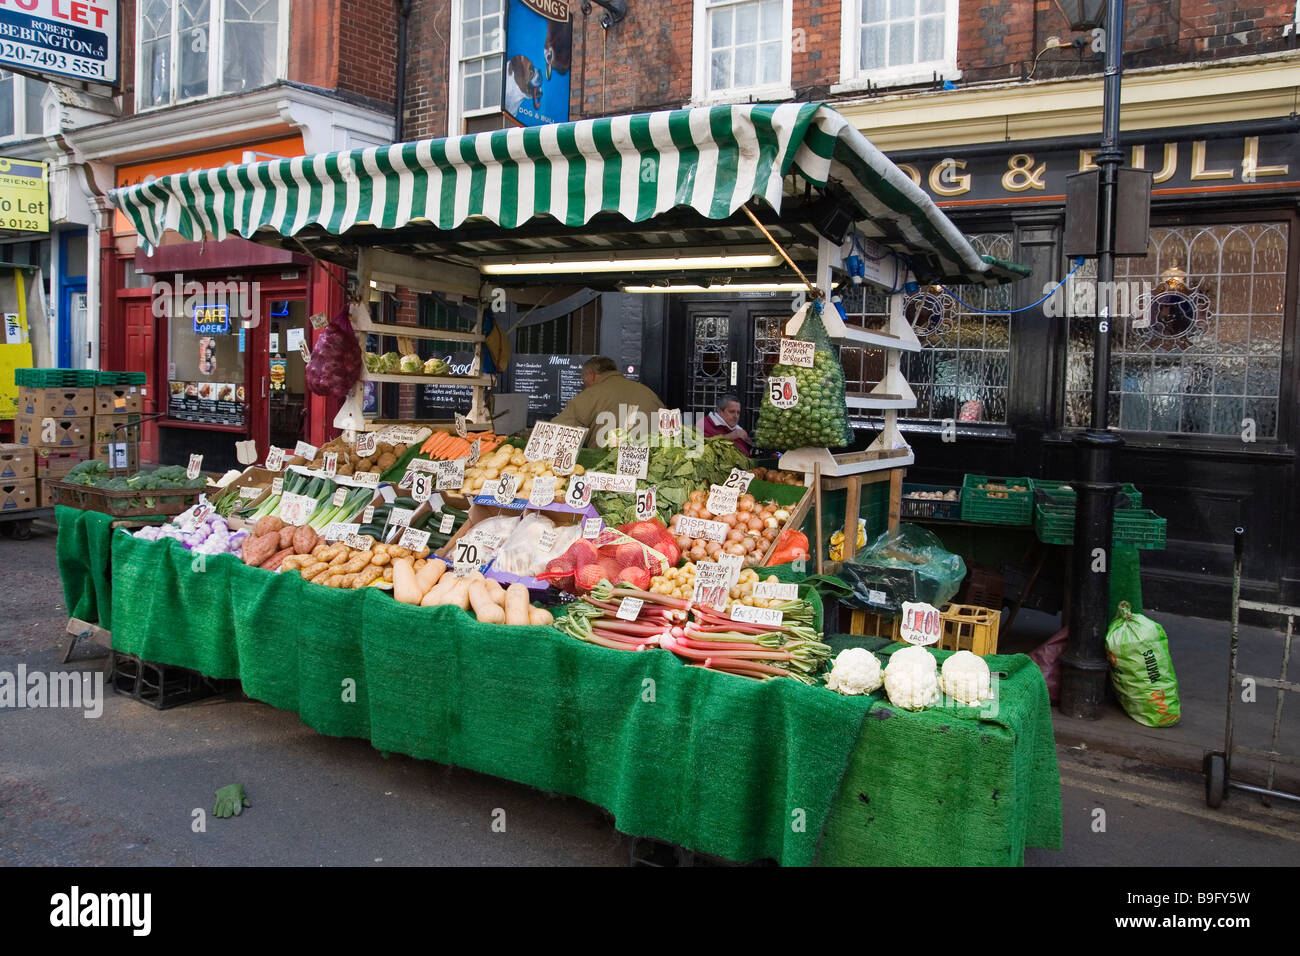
899,601,942,646
769,376,799,409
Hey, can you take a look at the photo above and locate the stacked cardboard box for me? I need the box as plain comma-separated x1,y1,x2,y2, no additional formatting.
0,443,36,511
91,384,144,473
14,386,94,510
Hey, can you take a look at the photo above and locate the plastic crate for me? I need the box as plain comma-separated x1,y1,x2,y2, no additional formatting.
890,602,1000,655
1030,478,1141,509
846,608,897,638
96,371,148,386
900,483,962,520
110,652,230,710
1034,502,1167,549
960,475,1032,525
15,368,98,388
961,565,1005,611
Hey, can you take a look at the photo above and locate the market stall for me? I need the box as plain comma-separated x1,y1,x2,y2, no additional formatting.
70,102,1061,865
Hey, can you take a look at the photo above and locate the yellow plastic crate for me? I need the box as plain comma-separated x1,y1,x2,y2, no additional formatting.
884,602,1000,656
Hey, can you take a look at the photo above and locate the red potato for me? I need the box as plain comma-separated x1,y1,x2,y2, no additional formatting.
262,547,295,571
241,531,279,567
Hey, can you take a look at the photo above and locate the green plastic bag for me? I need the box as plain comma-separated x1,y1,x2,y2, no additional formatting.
754,299,853,450
1105,600,1180,727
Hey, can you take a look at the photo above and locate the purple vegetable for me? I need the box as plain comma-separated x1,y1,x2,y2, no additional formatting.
305,308,362,398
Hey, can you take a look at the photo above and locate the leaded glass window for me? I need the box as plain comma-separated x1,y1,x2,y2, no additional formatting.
1065,222,1287,438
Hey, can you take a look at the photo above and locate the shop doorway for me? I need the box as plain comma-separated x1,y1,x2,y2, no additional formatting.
123,300,157,464
266,299,310,450
676,297,790,432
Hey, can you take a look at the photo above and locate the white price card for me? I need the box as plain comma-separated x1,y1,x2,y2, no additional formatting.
634,485,657,522
362,505,376,524
583,517,603,538
730,604,784,627
778,338,816,368
467,439,481,468
656,407,682,439
493,472,518,505
439,513,455,534
332,487,348,507
436,458,465,490
706,483,740,516
238,485,262,499
294,441,318,460
397,472,414,490
322,452,338,477
381,426,425,445
617,445,649,479
529,475,557,508
754,582,799,601
355,431,377,457
186,454,203,480
387,507,415,530
616,597,644,621
718,553,744,587
411,472,433,504
265,446,285,471
538,528,557,552
551,446,576,476
769,376,799,409
271,476,284,496
724,468,755,493
280,493,317,526
453,539,482,566
309,312,328,329
455,413,467,438
525,422,588,463
406,458,439,474
586,471,636,494
353,471,381,488
677,515,728,543
235,439,258,465
453,561,477,578
344,533,375,552
565,475,593,509
323,522,360,542
691,562,731,610
109,443,129,470
899,601,942,646
398,527,432,552
868,589,887,606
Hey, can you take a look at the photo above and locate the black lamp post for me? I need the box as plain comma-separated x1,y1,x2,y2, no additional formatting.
1060,0,1126,720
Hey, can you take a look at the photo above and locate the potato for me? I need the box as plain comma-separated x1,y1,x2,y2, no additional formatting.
292,525,319,554
377,452,397,469
277,525,296,550
394,443,408,456
337,462,355,476
242,532,279,567
253,515,285,537
302,562,331,582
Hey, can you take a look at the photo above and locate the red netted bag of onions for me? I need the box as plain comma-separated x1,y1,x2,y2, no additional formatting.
305,308,363,397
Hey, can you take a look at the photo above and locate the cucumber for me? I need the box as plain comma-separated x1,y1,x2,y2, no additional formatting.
390,496,419,510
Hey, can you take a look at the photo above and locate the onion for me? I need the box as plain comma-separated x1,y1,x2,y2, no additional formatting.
720,513,738,527
725,543,746,556
738,494,756,512
764,516,779,529
727,529,745,543
675,534,691,549
744,517,763,533
705,541,723,558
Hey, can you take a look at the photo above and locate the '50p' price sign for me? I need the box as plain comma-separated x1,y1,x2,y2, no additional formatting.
769,376,799,409
634,485,657,521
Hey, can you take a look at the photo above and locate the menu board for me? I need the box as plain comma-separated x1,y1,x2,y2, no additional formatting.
168,380,246,426
511,354,592,425
415,349,477,418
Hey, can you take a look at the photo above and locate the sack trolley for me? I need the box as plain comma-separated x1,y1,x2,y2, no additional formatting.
1204,527,1300,808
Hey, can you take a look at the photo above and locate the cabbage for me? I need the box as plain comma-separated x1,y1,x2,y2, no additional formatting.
423,357,449,376
363,352,384,373
305,309,363,397
379,352,401,373
399,354,422,374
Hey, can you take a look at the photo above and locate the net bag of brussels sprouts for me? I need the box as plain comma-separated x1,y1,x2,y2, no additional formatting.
754,298,853,450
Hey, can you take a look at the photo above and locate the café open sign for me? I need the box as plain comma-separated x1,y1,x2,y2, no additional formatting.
0,1,118,85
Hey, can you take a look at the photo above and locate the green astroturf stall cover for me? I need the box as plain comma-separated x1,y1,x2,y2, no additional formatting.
99,531,1059,865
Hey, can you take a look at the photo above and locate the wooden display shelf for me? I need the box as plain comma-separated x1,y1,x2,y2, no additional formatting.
844,392,917,410
362,372,495,387
836,325,922,353
778,445,913,477
354,318,485,343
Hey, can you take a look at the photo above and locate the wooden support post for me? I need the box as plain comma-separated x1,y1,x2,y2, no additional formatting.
842,474,861,563
813,462,824,576
888,468,903,532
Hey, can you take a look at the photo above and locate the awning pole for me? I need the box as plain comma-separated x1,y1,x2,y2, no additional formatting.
739,204,821,299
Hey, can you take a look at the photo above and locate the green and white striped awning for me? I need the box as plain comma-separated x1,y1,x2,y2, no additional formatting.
110,103,1026,287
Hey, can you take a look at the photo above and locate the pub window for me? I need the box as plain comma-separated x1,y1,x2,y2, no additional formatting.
514,299,601,355
1065,222,1287,439
836,0,959,92
449,0,504,134
840,231,1013,425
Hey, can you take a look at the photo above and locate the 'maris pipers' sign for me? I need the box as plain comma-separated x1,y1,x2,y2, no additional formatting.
502,0,571,127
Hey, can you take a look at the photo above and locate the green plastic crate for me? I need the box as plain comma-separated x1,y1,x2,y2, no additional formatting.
960,474,1033,525
15,367,98,388
96,371,148,386
1034,502,1167,550
1030,477,1142,509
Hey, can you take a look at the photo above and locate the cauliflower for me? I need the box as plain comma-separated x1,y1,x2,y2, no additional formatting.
399,354,423,374
883,645,941,711
825,647,884,695
940,650,992,705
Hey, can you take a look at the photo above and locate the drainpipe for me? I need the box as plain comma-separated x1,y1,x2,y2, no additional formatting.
395,0,412,142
